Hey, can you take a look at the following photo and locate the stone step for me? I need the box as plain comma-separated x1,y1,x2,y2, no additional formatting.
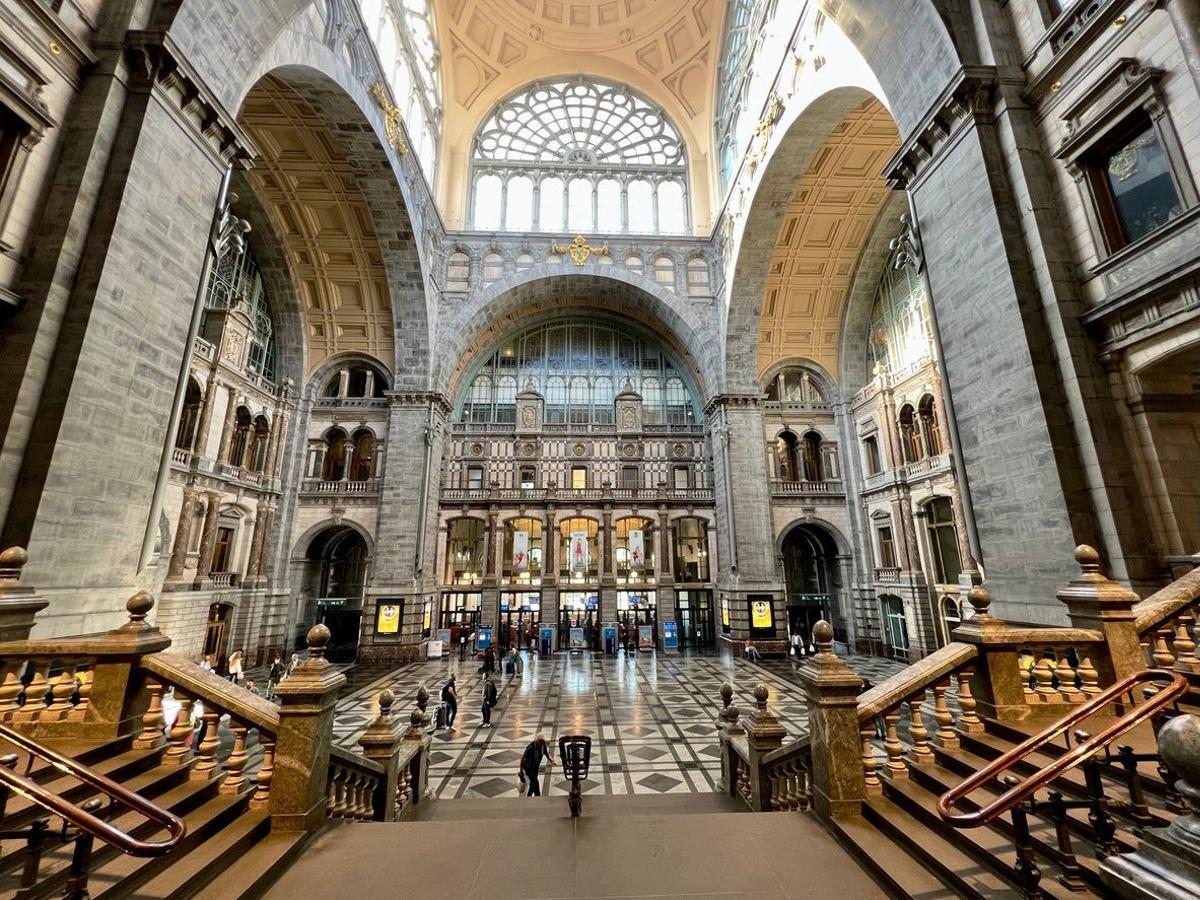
408,789,749,821
197,830,311,900
831,814,960,899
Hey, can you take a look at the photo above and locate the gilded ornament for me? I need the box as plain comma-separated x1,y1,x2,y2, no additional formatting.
551,235,610,266
370,82,410,158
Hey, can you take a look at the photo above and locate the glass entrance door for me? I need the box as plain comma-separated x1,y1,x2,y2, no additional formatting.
500,592,541,650
882,595,910,661
558,591,598,649
675,590,713,649
617,590,657,645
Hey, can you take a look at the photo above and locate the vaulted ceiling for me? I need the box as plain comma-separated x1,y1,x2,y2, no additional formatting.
239,77,395,376
435,0,723,226
757,99,900,380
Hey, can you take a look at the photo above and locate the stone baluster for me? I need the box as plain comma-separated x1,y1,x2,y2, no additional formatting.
955,668,984,733
1032,652,1062,703
932,680,959,749
251,739,275,810
0,665,23,716
906,691,934,766
192,708,223,780
270,625,348,831
13,660,49,722
1078,656,1102,698
162,693,195,766
221,722,250,793
69,668,93,721
883,710,907,780
134,681,167,749
797,621,866,819
1172,615,1198,673
1056,652,1084,703
1153,627,1177,669
44,663,78,720
861,725,882,795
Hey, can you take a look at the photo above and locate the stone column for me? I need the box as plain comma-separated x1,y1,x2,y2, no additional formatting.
167,486,199,579
363,369,375,399
216,385,239,465
879,385,904,470
1167,0,1200,94
890,496,920,573
194,492,222,580
544,508,557,577
481,506,500,634
947,483,979,579
600,505,615,627
797,621,866,820
247,502,269,580
270,625,347,832
193,379,220,459
0,547,47,642
256,507,275,578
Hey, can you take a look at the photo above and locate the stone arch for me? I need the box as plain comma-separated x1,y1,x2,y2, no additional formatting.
775,516,852,558
758,356,841,401
305,352,395,399
438,268,719,403
293,517,376,561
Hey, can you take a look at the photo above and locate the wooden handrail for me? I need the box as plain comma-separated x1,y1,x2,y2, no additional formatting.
0,723,185,856
936,669,1187,828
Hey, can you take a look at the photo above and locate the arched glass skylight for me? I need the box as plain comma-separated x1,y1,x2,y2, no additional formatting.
357,0,442,178
715,0,779,190
470,77,690,235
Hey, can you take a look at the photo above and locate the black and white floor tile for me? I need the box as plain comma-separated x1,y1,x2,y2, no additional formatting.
331,649,906,800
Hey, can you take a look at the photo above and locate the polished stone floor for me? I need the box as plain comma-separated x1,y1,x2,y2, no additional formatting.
331,649,905,801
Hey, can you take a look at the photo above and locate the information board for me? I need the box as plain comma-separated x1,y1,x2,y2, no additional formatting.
602,624,618,655
375,601,401,635
539,625,554,656
569,627,586,651
477,624,493,651
637,624,654,650
662,620,678,650
425,640,443,659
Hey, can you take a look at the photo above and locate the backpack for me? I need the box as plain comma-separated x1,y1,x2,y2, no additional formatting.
486,682,498,706
441,683,454,703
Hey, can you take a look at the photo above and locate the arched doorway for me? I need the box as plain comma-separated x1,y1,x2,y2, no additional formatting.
304,526,370,662
780,524,842,649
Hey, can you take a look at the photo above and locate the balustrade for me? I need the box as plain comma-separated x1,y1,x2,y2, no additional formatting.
300,479,381,496
769,478,844,496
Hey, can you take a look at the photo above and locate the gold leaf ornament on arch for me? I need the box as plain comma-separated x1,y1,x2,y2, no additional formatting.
551,235,610,266
370,82,410,158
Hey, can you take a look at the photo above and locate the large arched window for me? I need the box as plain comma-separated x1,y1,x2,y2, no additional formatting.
672,517,710,582
203,245,276,379
358,0,442,178
445,518,486,585
470,77,690,235
456,317,701,425
867,251,932,377
615,516,655,582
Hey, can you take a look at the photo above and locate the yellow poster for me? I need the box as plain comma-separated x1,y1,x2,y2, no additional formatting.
377,602,401,635
721,596,730,627
751,600,773,630
422,599,432,632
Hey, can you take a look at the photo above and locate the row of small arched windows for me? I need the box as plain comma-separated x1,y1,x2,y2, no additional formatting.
861,394,944,476
307,428,380,482
774,430,839,483
444,250,710,297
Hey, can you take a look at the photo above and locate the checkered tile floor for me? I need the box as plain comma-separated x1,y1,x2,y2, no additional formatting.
331,649,906,800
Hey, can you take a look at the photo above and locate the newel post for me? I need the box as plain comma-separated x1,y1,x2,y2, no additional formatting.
88,591,172,741
0,548,47,641
358,689,405,821
404,697,434,803
797,621,865,820
270,625,347,832
950,586,1030,724
715,682,741,794
1057,545,1145,685
744,683,786,811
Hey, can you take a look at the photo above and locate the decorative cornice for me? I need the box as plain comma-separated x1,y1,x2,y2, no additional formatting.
884,66,1022,191
387,390,452,413
123,29,258,168
703,392,764,416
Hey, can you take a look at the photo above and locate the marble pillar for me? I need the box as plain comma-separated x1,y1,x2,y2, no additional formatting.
167,486,199,579
194,492,222,580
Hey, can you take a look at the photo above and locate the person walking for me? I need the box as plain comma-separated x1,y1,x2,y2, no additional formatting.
266,656,285,700
480,673,498,726
482,646,496,675
441,675,459,729
227,650,244,684
519,735,554,797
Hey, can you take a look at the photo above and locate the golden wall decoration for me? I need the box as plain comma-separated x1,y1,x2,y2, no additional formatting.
551,234,610,266
370,82,410,158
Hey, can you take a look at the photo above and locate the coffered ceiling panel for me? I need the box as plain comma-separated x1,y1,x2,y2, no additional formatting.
239,77,395,375
757,99,900,381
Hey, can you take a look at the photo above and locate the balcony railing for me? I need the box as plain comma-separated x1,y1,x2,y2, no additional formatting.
440,486,714,503
209,572,239,588
450,422,704,436
874,566,901,583
903,452,952,480
171,447,193,466
769,479,844,497
315,397,390,410
193,336,215,362
763,401,833,415
301,479,381,496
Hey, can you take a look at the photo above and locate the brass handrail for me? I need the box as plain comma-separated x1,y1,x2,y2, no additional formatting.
0,724,186,856
936,669,1187,828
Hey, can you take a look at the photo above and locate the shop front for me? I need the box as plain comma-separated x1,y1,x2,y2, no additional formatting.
675,589,714,649
500,591,541,649
558,591,599,649
617,590,657,648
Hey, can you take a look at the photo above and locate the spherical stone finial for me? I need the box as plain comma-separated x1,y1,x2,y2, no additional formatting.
754,683,769,709
378,688,395,715
0,546,29,581
416,684,429,707
720,682,733,707
410,709,424,727
126,591,155,623
1075,544,1100,574
306,623,332,659
813,620,834,651
1159,714,1200,797
967,586,993,617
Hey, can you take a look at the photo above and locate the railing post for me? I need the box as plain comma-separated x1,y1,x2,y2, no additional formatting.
797,620,866,819
1056,545,1145,685
358,689,405,821
269,624,347,832
0,548,47,641
951,586,1031,723
744,684,786,811
1101,713,1200,898
714,682,741,794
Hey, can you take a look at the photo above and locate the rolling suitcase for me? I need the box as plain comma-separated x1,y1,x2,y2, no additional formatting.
435,701,448,729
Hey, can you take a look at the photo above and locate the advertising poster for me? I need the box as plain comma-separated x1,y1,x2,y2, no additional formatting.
539,625,555,656
570,531,589,573
477,624,493,650
628,529,644,572
721,596,730,628
602,624,618,654
376,601,401,635
637,624,654,650
751,599,774,630
662,620,678,650
436,628,452,647
569,626,586,650
422,598,433,633
512,530,529,572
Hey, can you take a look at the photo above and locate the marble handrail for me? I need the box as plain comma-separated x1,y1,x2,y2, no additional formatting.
1132,564,1200,636
141,653,280,734
856,642,978,725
